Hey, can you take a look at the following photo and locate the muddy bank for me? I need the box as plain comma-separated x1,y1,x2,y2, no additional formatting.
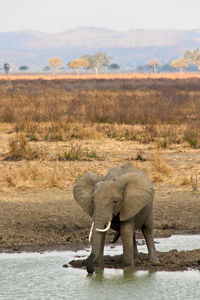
0,188,200,253
69,249,200,272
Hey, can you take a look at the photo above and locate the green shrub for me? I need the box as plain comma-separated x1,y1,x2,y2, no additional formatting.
160,138,168,149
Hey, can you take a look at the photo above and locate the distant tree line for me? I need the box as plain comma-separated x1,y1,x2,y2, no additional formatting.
2,48,200,74
45,48,200,74
46,52,117,75
137,50,200,73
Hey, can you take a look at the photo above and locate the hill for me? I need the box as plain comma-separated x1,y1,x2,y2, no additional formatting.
0,27,200,70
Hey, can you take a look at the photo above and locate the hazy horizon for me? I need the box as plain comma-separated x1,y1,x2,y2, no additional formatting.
2,26,200,34
0,0,200,33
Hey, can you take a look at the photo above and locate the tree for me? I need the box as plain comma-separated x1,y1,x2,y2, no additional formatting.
58,66,65,71
148,59,160,73
43,66,51,71
136,64,152,73
19,65,29,71
159,63,173,73
48,57,62,74
108,63,120,71
67,58,89,76
184,49,200,70
81,52,112,74
3,63,13,89
170,58,189,72
3,63,10,74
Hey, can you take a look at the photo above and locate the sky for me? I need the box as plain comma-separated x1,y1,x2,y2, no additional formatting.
0,0,200,33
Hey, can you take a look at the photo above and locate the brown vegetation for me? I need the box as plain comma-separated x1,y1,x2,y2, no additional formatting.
0,77,200,145
0,77,199,191
2,72,200,80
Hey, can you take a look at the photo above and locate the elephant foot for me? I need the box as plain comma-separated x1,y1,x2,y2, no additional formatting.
149,255,160,265
86,253,95,274
123,259,135,271
95,262,104,271
123,265,135,274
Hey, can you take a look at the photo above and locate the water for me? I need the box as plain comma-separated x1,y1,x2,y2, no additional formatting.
0,235,200,300
105,234,200,255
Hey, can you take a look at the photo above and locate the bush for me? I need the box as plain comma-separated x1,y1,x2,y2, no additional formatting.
58,141,97,161
4,135,42,161
184,122,200,148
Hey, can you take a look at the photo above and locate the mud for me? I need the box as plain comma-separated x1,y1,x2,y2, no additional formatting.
69,249,200,272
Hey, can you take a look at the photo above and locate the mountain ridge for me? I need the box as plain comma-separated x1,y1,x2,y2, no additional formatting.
0,27,200,69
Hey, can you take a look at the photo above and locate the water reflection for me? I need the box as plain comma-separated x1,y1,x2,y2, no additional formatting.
0,235,200,300
104,234,200,255
87,268,156,287
85,269,200,300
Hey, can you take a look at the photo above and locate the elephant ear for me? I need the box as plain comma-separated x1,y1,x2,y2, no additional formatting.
116,172,154,221
73,172,103,217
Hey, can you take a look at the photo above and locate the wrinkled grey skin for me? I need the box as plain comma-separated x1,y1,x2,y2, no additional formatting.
73,162,159,273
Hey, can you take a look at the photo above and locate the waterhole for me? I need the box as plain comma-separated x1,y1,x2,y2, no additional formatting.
1,235,200,300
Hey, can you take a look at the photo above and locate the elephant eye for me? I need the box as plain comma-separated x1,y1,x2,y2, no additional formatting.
113,199,118,203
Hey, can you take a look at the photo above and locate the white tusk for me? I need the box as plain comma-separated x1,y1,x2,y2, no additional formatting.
89,221,94,242
96,221,111,232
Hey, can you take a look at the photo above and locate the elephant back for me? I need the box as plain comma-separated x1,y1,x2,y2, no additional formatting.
121,162,145,175
103,166,124,181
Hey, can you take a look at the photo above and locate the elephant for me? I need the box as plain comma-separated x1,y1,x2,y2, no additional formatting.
73,162,159,274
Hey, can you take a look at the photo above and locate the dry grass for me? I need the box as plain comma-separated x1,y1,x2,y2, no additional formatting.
0,77,200,191
7,121,197,148
0,138,199,191
17,122,104,141
2,72,200,80
151,147,172,175
1,78,200,126
0,161,103,191
190,174,198,191
1,78,200,148
58,140,97,161
3,135,45,161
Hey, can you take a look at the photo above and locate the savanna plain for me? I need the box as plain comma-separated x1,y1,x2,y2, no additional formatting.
0,74,200,271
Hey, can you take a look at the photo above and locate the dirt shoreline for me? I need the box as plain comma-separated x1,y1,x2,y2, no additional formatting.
0,227,198,254
0,187,200,253
69,249,200,272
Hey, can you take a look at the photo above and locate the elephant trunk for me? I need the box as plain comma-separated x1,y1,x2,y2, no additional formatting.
86,253,95,274
86,217,108,274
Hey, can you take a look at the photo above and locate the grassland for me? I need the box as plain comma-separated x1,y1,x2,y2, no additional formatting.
0,74,200,252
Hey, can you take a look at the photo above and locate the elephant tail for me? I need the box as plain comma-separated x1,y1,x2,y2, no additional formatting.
111,231,120,243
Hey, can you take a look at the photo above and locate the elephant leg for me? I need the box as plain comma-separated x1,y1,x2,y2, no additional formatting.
120,221,134,268
141,211,159,265
95,233,105,270
133,232,139,261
